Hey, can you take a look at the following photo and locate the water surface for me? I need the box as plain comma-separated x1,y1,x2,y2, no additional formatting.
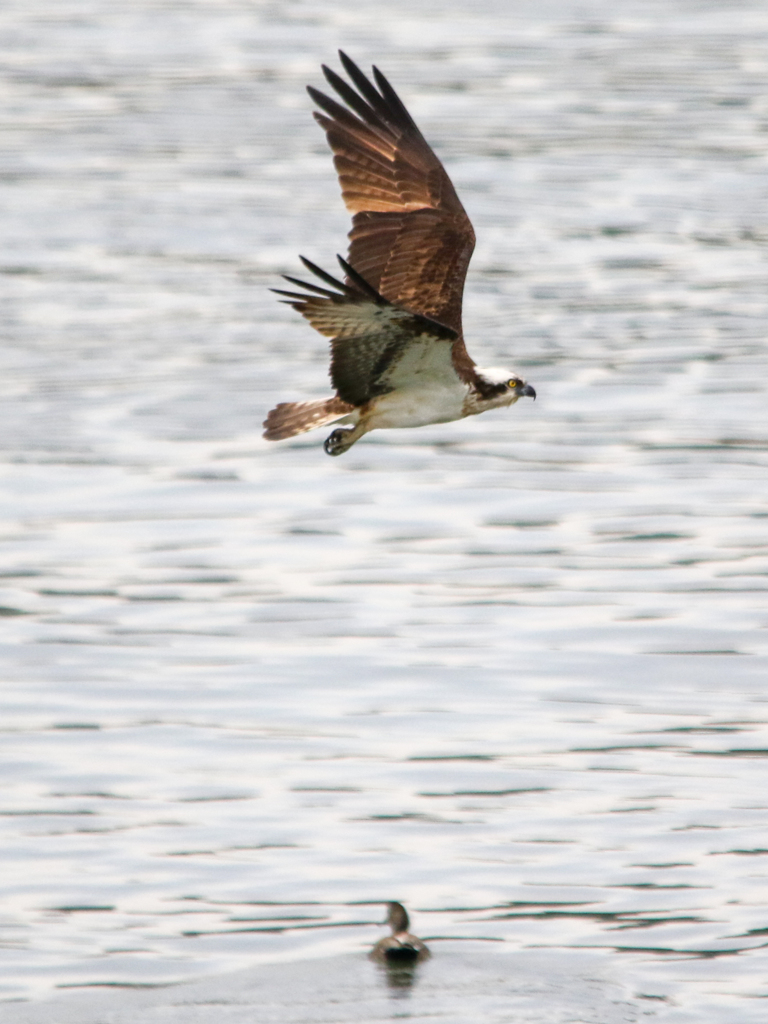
1,0,767,1020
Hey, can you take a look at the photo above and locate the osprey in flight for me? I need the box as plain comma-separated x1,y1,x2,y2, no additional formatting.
263,51,535,456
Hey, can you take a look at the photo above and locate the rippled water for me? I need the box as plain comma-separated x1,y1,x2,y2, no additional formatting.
2,0,768,1019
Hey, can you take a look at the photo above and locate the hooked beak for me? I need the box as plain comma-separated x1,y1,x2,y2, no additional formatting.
518,382,536,400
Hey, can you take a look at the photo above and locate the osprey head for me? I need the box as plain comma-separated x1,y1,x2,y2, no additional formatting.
506,375,536,401
477,368,537,404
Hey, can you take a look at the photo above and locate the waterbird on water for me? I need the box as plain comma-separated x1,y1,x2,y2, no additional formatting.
263,52,536,456
370,901,430,965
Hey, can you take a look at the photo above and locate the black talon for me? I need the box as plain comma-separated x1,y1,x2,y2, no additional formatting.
324,427,352,456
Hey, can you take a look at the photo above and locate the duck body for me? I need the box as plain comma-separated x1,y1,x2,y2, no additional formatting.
370,902,430,965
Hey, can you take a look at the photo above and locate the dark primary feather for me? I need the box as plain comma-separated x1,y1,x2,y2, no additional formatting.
309,51,477,353
271,258,457,407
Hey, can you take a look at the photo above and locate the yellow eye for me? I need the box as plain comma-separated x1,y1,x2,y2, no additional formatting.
507,378,520,389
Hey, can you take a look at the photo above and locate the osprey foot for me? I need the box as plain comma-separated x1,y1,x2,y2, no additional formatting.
324,427,354,456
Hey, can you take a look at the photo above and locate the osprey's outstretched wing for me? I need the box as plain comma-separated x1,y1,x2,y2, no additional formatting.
308,52,476,364
273,256,458,407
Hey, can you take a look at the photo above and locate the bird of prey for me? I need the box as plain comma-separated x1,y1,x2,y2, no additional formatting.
263,51,535,456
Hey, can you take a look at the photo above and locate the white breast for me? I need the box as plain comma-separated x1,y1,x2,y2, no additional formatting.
366,383,468,430
365,338,468,429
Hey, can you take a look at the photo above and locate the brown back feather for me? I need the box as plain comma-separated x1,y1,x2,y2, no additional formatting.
310,52,478,382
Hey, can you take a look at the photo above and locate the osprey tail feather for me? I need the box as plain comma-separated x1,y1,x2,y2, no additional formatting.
263,396,354,441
